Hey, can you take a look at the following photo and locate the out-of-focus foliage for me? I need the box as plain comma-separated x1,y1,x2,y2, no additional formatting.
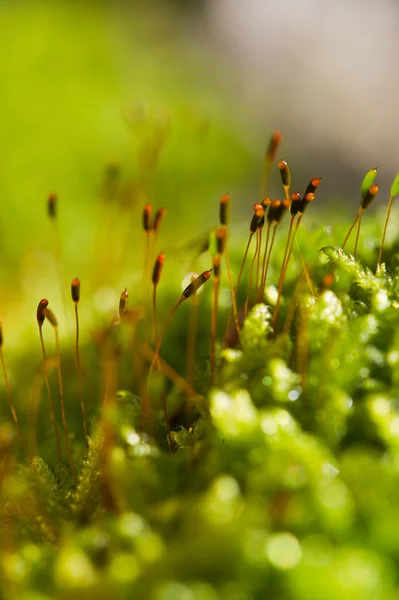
0,0,255,349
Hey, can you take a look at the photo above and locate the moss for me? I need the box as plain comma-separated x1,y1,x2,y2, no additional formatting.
3,142,399,600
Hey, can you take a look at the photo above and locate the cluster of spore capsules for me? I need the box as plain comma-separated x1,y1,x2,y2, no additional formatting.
1,132,399,463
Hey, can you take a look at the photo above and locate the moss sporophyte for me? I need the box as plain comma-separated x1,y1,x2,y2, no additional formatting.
2,131,399,599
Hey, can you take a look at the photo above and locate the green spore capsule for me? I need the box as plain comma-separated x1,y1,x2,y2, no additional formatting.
390,172,399,198
360,168,377,200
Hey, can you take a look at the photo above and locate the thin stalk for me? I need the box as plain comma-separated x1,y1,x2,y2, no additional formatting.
271,215,296,327
255,227,262,294
224,238,240,335
259,224,277,301
140,342,198,398
54,327,77,483
143,231,152,327
295,237,316,297
142,299,182,431
244,228,261,316
224,233,253,341
353,209,363,259
210,274,220,386
152,285,172,450
258,222,271,302
281,271,304,338
327,209,361,277
38,325,62,462
342,211,360,250
186,287,198,386
376,194,394,270
74,302,88,446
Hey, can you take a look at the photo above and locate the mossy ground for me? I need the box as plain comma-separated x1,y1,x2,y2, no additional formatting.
2,181,399,600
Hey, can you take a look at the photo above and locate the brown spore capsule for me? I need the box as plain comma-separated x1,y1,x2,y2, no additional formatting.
216,227,226,254
71,278,80,303
290,192,302,216
143,204,152,232
266,131,283,162
152,253,165,286
298,192,315,214
0,319,3,347
267,199,281,223
304,177,322,196
261,197,272,210
219,193,231,226
153,208,167,233
44,308,58,328
250,204,265,233
37,299,49,326
212,255,221,278
47,194,57,219
275,198,290,223
278,159,291,188
361,184,379,210
119,288,129,317
182,269,212,299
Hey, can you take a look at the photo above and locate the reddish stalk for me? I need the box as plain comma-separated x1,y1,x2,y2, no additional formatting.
225,204,264,339
271,183,320,330
376,194,394,270
44,307,77,483
210,255,221,386
71,278,87,446
37,300,62,462
244,224,262,316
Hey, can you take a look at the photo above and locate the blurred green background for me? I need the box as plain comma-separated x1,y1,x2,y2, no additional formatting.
0,0,259,349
